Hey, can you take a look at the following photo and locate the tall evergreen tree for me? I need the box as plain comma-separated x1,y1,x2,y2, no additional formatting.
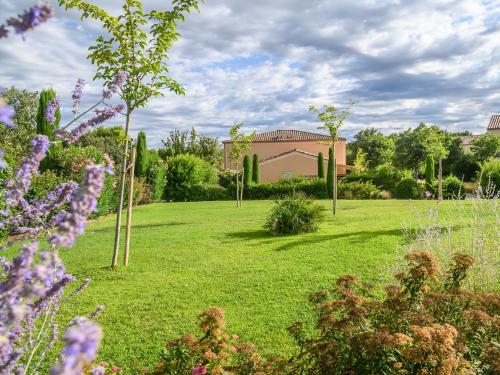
252,154,260,184
425,154,435,186
327,148,334,198
317,152,325,178
243,154,252,188
135,131,148,177
36,88,61,170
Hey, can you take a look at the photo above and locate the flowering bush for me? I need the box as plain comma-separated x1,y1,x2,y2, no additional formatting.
265,192,325,235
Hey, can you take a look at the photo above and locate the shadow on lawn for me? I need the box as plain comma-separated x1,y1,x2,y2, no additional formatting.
90,222,188,233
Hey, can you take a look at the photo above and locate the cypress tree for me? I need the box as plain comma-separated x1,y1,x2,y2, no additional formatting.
317,152,325,178
251,154,259,184
36,88,61,170
243,154,252,188
327,148,334,198
135,131,149,177
425,154,435,186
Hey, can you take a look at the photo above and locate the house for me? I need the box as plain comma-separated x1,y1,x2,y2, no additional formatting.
460,115,500,153
487,115,500,136
223,129,347,183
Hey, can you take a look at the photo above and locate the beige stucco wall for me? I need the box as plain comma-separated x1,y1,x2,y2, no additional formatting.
224,139,346,170
487,129,500,136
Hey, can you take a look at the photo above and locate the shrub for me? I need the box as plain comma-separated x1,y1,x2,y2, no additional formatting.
264,192,325,235
342,164,409,193
394,177,420,199
186,184,231,201
28,170,64,200
96,175,119,216
51,145,105,181
338,180,380,199
425,154,435,186
251,154,260,184
164,154,217,201
135,130,149,178
243,154,252,188
317,152,325,178
478,158,500,196
218,169,237,188
442,175,465,199
236,178,328,200
147,160,166,202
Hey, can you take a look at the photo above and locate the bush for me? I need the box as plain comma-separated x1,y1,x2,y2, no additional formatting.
165,154,217,201
442,175,465,199
218,169,237,188
147,160,166,202
96,175,119,216
236,178,328,200
186,184,231,201
51,145,106,181
28,170,64,200
478,158,500,196
265,193,325,235
394,177,420,199
338,181,380,199
342,164,410,194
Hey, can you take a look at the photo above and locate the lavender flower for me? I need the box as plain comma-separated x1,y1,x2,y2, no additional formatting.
45,98,60,124
0,97,15,128
103,71,127,99
49,165,105,247
50,318,102,375
4,135,50,207
6,2,54,37
56,105,124,144
72,79,85,115
71,278,90,296
89,305,105,319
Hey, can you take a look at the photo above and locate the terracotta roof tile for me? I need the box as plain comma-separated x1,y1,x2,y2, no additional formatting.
488,115,500,130
223,129,345,143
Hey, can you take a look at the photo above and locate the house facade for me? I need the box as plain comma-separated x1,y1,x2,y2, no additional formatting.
223,130,347,183
460,115,500,153
487,115,500,136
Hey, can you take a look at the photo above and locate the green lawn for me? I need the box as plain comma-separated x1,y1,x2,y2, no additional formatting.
59,199,453,371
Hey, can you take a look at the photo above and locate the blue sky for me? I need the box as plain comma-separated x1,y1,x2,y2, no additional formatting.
0,0,499,147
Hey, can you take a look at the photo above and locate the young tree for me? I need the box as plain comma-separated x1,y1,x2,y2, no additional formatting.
327,148,334,198
427,129,449,200
243,154,252,189
309,103,353,215
317,152,325,179
252,154,260,184
58,0,203,268
227,123,255,207
135,130,148,177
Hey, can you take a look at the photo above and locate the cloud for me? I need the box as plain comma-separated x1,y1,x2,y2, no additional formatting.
0,0,499,147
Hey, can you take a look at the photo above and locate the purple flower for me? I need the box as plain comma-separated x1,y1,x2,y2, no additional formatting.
45,98,60,124
192,365,207,375
0,97,15,128
4,135,50,207
51,318,102,375
6,2,54,36
56,105,124,144
72,79,85,115
103,71,127,99
0,149,6,169
48,165,105,247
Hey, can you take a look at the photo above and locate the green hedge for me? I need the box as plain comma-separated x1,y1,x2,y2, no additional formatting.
338,181,380,199
229,178,328,200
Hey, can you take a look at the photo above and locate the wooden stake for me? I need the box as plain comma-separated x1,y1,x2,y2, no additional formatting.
124,145,136,266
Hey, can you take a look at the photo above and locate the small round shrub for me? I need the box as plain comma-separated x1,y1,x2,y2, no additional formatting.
394,177,419,199
442,175,465,199
478,158,500,196
338,181,380,199
265,193,325,235
164,154,217,201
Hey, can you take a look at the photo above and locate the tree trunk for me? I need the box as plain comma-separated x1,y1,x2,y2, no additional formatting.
438,157,443,201
124,144,136,266
239,167,244,207
332,143,337,215
112,108,131,268
235,163,240,207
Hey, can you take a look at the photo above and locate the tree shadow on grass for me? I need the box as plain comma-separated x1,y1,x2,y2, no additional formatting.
90,222,188,233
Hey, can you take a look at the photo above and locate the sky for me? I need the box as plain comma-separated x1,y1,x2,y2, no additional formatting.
0,0,499,147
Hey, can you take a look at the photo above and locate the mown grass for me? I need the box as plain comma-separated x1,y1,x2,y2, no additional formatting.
59,199,466,371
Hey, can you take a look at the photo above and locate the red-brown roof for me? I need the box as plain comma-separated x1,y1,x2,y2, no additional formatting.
488,115,500,130
259,148,327,163
223,129,344,143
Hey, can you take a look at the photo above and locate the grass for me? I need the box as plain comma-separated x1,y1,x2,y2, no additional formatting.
58,199,465,371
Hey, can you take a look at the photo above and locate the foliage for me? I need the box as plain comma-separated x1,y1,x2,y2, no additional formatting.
160,128,222,167
147,159,167,202
36,88,61,139
217,169,237,189
286,252,500,374
342,164,409,194
394,177,420,199
442,175,465,199
265,192,325,235
97,175,119,215
425,154,435,186
76,126,127,164
326,148,333,198
135,131,149,178
28,170,64,200
51,145,107,181
243,155,252,188
451,153,480,182
348,128,395,168
164,154,217,201
317,152,324,179
0,87,38,166
252,154,260,184
352,148,367,173
186,184,231,201
309,104,352,142
478,159,500,196
338,180,380,199
472,134,500,163
235,177,328,200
